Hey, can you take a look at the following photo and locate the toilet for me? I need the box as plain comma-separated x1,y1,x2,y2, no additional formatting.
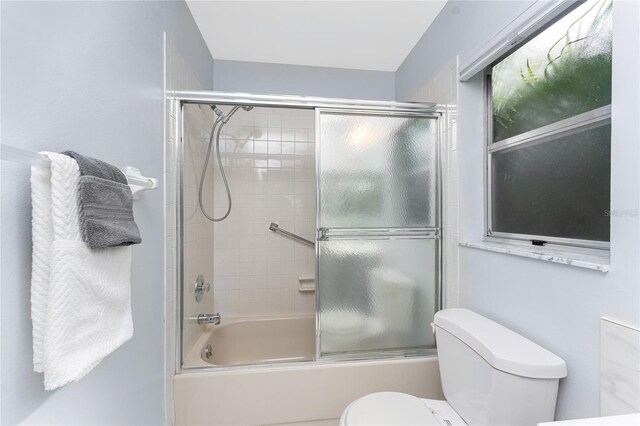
340,309,567,426
370,267,416,343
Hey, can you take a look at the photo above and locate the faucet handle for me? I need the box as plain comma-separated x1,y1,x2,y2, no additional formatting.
194,274,210,303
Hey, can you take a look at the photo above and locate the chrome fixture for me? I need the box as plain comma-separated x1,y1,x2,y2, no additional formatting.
201,343,213,361
194,274,210,303
211,104,253,124
269,222,315,247
197,313,221,325
198,104,254,222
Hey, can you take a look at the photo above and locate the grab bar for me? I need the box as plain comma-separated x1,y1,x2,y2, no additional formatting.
269,222,315,247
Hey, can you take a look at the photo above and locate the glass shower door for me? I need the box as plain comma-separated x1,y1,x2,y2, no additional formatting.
316,110,440,358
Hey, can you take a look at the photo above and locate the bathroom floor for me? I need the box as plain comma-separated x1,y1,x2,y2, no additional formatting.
269,419,338,426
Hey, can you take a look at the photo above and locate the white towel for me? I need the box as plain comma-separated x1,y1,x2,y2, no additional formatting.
31,152,133,390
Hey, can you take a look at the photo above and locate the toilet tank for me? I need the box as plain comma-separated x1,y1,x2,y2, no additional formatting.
434,309,567,426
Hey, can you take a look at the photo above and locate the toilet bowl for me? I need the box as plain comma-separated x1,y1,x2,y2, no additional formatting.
339,392,466,426
339,309,567,426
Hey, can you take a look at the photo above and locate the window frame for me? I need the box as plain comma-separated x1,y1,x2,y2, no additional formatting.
484,25,612,251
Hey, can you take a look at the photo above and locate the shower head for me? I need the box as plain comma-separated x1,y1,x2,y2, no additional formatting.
210,104,225,120
208,104,254,125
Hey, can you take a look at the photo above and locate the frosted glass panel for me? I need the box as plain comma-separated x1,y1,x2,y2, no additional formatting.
491,124,611,241
318,238,438,355
318,112,437,228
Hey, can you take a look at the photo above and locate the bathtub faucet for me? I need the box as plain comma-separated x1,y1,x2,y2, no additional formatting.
197,313,221,325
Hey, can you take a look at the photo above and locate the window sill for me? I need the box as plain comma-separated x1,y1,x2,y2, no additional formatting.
459,240,610,272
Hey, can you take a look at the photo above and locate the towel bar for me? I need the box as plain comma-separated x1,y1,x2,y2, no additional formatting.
1,144,158,199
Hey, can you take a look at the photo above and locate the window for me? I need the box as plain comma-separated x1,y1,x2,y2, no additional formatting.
487,0,612,249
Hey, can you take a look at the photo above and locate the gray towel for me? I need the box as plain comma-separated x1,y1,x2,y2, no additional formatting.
63,150,128,184
62,151,141,248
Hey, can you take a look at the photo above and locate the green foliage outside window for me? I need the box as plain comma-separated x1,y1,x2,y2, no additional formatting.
492,0,612,142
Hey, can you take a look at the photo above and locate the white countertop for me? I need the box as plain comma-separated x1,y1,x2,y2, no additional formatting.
538,413,640,425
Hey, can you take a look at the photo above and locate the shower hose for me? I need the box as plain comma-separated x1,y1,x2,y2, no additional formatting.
198,117,232,222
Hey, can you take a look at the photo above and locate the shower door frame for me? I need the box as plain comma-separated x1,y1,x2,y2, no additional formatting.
169,90,445,372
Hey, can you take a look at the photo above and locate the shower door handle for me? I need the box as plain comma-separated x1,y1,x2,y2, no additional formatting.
317,227,439,241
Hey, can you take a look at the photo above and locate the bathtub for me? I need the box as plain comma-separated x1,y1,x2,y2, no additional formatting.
183,314,315,368
177,314,443,425
175,356,443,425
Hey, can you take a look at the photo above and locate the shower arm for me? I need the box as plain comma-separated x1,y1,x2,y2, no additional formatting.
269,222,315,247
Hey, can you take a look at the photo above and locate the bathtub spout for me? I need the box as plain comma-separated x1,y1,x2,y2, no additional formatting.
197,313,221,325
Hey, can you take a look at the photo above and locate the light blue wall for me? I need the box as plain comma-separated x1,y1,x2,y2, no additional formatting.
395,0,533,100
396,0,640,420
3,0,638,423
0,1,212,424
214,59,395,100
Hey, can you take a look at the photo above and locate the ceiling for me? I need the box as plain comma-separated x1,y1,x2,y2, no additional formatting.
186,1,447,72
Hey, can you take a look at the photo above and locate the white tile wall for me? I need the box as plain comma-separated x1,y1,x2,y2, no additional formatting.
416,58,459,308
210,107,317,317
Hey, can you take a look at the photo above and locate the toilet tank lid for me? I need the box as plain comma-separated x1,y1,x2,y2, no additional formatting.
434,309,567,379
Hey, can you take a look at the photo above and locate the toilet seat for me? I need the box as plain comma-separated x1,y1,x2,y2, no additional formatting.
339,392,467,426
